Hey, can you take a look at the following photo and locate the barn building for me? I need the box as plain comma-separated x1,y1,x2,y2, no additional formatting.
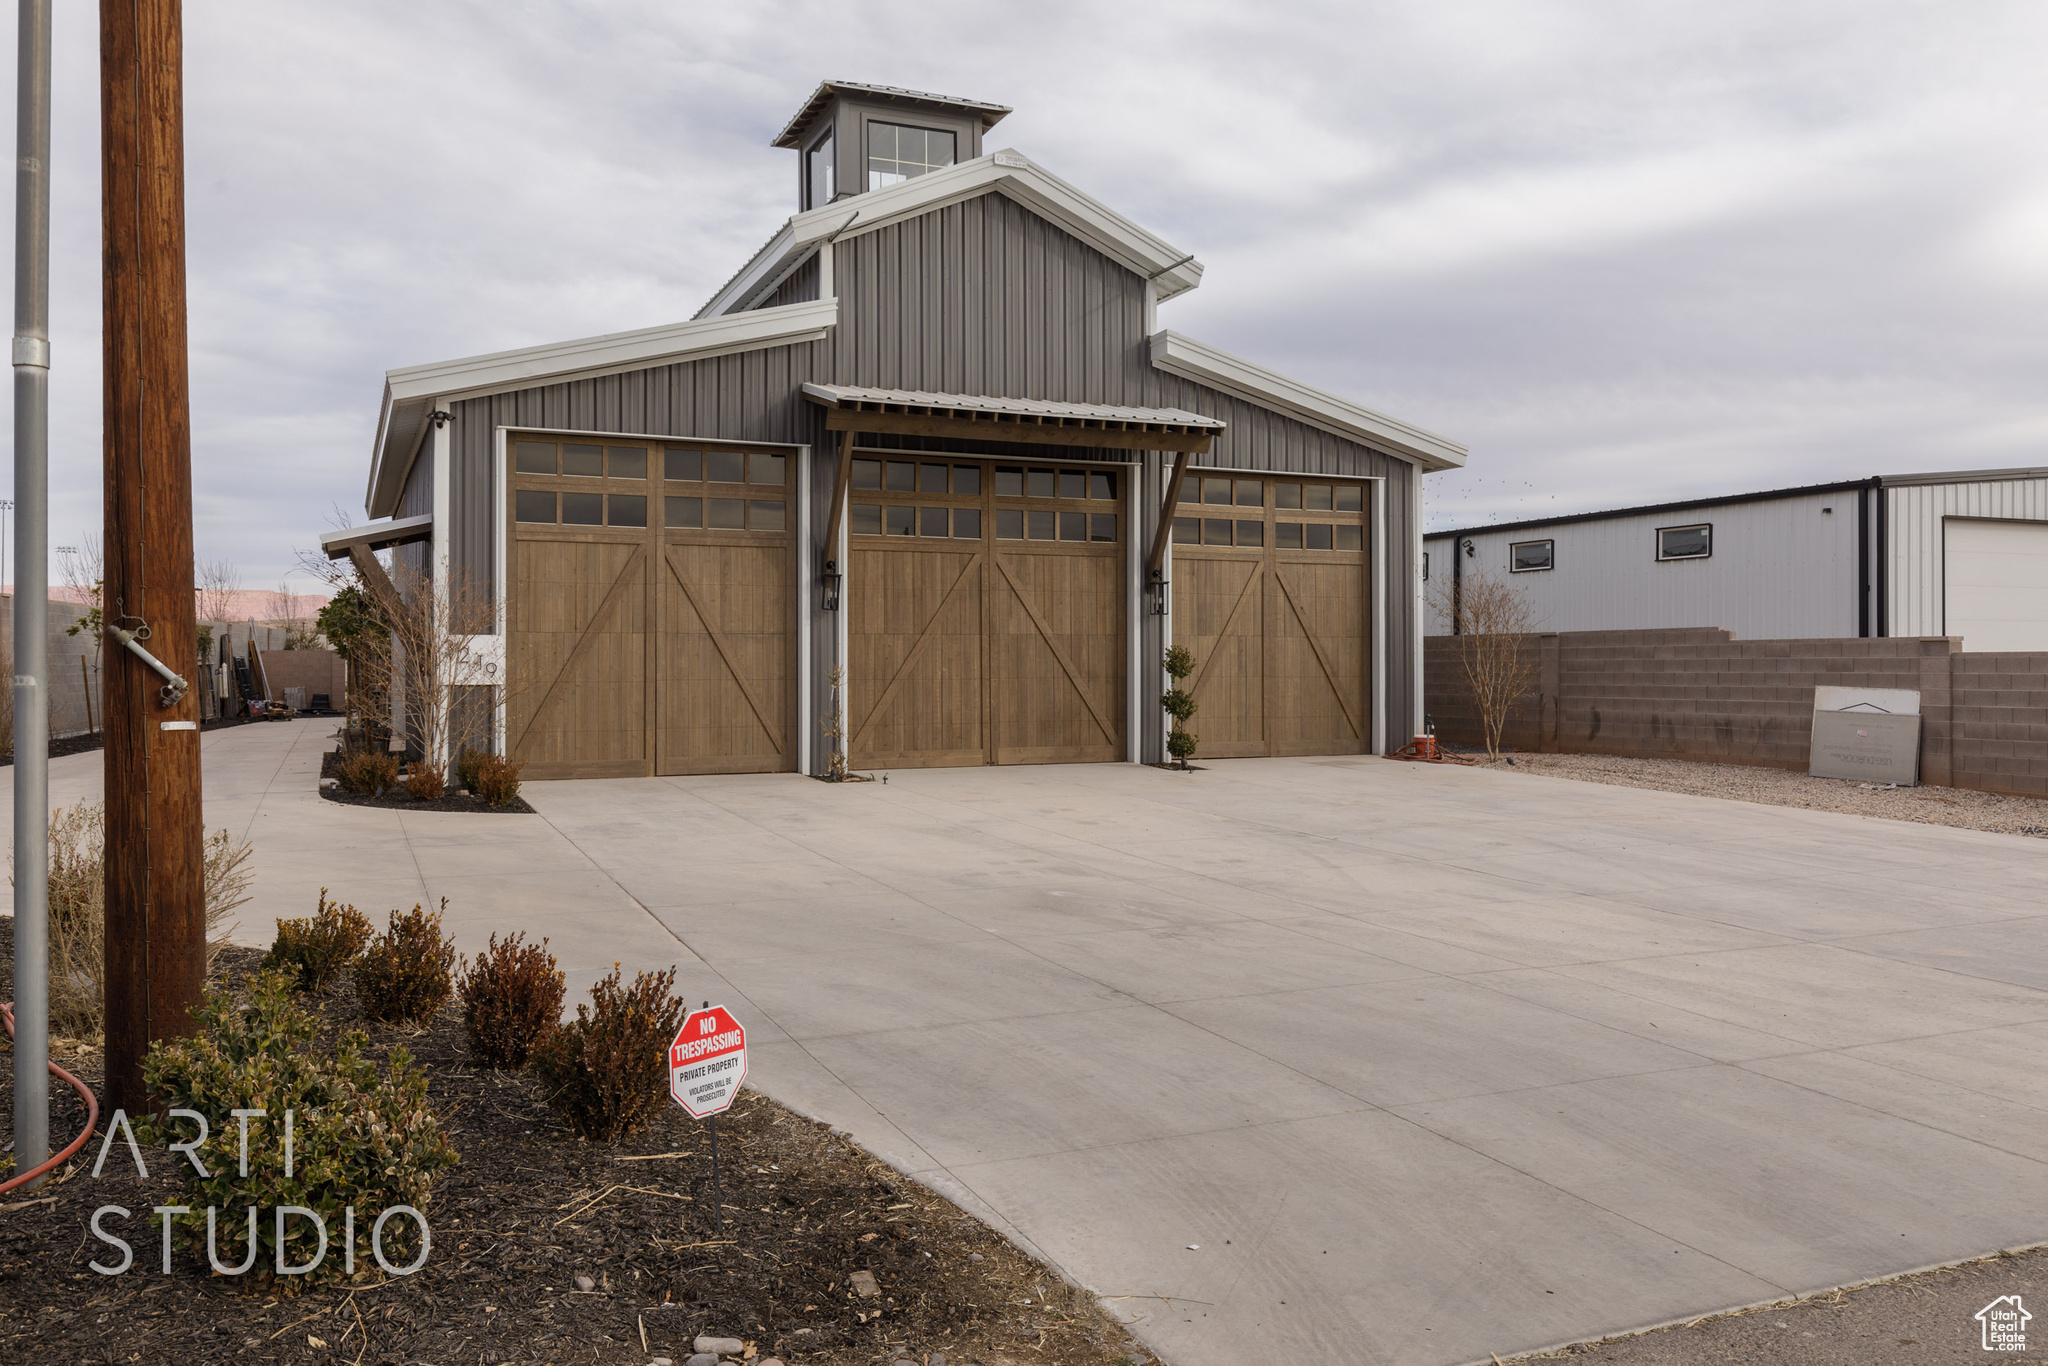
1424,466,2048,650
332,82,1466,778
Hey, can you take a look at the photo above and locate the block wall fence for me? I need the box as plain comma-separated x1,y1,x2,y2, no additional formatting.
1424,628,2048,799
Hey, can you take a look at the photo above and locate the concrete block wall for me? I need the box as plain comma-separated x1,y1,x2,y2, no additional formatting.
1425,629,2048,798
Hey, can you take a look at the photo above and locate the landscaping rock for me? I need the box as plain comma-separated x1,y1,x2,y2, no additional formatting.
573,1274,594,1292
685,1355,718,1366
968,1252,984,1262
849,1269,880,1297
693,1337,745,1356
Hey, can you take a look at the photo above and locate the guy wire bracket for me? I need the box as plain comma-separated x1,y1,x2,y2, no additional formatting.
104,621,189,707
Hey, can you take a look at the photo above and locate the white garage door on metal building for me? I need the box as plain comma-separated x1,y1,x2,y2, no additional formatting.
1945,517,2048,651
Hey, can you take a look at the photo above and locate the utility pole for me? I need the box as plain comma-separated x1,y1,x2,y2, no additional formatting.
101,0,204,1113
10,0,51,1188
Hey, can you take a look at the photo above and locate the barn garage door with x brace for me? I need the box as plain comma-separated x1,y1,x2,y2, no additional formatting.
507,435,796,779
1170,474,1370,758
848,455,1125,769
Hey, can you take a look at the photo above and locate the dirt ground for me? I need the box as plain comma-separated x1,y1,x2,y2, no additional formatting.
0,920,1155,1366
1514,1245,2048,1364
1482,750,2048,841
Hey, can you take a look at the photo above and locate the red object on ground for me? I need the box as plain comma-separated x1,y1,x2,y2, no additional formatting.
1388,735,1479,766
668,1004,747,1119
0,1002,101,1193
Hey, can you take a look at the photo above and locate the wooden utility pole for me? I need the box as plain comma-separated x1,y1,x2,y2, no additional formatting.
101,0,204,1113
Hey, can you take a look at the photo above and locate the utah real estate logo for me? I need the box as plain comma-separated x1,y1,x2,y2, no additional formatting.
1976,1295,2029,1353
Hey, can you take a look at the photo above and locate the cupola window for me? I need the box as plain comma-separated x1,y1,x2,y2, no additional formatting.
868,122,956,190
804,129,835,209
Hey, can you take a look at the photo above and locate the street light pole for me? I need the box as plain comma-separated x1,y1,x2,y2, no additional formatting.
10,0,52,1187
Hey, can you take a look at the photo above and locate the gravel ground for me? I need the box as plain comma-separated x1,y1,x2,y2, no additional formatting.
1482,750,2048,841
1515,1243,2048,1364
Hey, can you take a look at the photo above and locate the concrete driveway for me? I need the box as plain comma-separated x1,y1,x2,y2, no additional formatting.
10,719,2048,1366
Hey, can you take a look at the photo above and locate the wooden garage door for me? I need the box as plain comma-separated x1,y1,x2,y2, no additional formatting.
849,456,1125,769
508,436,794,779
1170,474,1369,757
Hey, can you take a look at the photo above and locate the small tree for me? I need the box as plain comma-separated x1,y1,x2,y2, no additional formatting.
1161,645,1199,768
194,557,241,625
304,554,504,794
1433,570,1540,759
820,665,850,781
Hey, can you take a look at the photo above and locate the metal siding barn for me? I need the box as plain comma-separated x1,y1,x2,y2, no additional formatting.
1429,468,2048,652
339,82,1466,778
1882,469,2048,640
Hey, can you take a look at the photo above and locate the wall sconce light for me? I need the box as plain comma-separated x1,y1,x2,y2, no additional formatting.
1147,568,1169,616
820,559,842,612
428,409,452,429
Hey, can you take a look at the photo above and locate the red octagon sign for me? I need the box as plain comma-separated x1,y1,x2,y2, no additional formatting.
669,1004,747,1118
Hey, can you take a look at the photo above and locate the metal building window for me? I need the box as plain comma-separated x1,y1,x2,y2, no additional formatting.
1658,523,1711,561
868,122,956,190
1510,539,1554,572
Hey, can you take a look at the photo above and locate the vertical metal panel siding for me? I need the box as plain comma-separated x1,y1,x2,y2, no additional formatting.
1423,492,1860,638
755,254,820,311
1885,477,2048,637
440,187,1423,742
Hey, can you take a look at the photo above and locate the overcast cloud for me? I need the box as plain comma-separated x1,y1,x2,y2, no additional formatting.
7,0,2046,588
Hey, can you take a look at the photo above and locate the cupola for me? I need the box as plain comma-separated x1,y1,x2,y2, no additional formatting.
772,81,1011,211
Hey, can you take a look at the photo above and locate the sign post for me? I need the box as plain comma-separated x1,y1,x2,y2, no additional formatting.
669,1003,746,1232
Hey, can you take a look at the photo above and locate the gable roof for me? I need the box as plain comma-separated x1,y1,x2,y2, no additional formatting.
1152,332,1467,472
695,149,1205,319
365,299,836,517
772,81,1011,149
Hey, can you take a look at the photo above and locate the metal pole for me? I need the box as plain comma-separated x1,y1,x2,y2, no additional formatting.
10,0,52,1189
708,1115,723,1233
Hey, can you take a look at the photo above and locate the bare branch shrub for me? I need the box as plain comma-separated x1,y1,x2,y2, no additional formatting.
9,801,253,1042
1432,571,1541,760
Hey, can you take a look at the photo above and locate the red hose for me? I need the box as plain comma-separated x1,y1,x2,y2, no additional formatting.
0,1001,100,1193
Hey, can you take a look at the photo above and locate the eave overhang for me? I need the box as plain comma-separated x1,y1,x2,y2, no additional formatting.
1149,331,1468,473
364,299,838,517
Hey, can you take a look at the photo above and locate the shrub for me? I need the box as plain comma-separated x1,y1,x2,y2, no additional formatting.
13,801,252,1042
402,762,445,802
355,901,457,1026
139,969,459,1285
472,753,526,807
262,889,373,993
1161,645,1200,766
531,964,685,1141
336,749,399,795
453,747,487,795
458,933,565,1069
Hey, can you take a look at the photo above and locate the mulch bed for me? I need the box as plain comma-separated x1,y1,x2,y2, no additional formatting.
317,749,539,815
0,919,1156,1366
318,785,538,816
0,714,275,768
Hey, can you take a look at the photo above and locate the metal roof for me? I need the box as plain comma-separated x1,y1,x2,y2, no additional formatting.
801,382,1226,434
1424,478,1876,540
773,81,1012,148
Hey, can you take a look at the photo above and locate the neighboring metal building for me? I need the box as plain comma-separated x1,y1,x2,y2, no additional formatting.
338,82,1467,779
1424,466,2048,650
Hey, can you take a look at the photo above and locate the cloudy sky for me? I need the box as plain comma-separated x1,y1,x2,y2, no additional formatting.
7,0,2047,589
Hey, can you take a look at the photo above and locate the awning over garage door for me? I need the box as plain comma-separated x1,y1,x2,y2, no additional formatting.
801,383,1225,452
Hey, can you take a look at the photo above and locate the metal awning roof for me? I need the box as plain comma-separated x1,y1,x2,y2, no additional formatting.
802,383,1225,449
320,514,434,560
